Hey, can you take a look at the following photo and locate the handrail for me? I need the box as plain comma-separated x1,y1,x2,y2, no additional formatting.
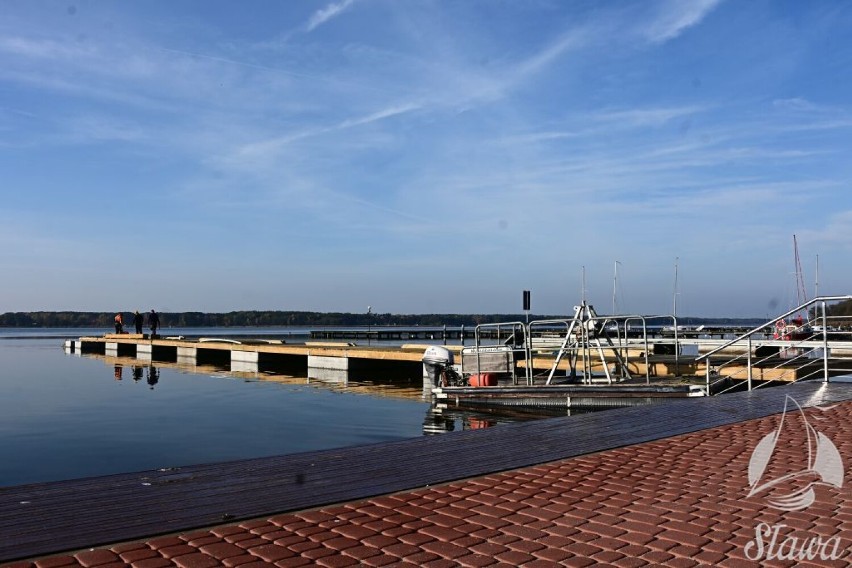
696,295,852,361
698,295,852,395
471,321,530,385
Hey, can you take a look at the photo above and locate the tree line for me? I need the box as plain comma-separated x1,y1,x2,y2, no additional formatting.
0,311,557,328
0,309,772,328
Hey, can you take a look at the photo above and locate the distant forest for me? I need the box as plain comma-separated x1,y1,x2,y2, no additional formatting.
0,309,780,328
1,311,553,328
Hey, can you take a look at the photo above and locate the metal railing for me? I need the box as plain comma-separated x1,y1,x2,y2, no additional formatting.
465,321,531,385
696,295,852,395
465,305,672,387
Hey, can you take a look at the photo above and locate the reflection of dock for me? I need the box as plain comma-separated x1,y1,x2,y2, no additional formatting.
83,352,426,401
66,335,429,384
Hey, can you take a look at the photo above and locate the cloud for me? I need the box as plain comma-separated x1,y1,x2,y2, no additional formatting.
0,35,94,60
592,106,706,127
306,0,358,32
799,210,852,248
515,27,590,79
642,0,723,43
231,102,421,166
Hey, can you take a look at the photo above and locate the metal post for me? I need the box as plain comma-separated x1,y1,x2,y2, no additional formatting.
747,336,752,391
822,300,829,383
460,324,465,346
443,324,447,346
705,355,710,396
367,306,372,346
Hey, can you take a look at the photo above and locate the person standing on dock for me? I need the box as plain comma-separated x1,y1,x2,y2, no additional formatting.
148,309,160,336
114,312,124,334
132,310,143,334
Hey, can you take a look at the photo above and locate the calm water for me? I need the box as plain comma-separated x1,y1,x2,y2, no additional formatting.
0,329,555,487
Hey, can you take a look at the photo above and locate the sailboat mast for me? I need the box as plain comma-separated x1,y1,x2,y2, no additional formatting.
815,254,820,299
612,261,619,314
793,234,807,306
673,257,679,318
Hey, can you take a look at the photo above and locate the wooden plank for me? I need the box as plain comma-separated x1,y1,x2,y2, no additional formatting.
2,381,851,561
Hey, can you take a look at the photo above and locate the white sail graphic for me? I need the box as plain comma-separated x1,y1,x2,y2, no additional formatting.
747,395,844,512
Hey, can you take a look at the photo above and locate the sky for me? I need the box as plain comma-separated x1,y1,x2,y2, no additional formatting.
1,0,851,318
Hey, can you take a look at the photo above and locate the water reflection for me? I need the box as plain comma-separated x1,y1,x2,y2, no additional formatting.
88,352,581,433
422,404,597,436
146,366,159,389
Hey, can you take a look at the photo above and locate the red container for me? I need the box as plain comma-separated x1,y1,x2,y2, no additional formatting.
468,373,497,387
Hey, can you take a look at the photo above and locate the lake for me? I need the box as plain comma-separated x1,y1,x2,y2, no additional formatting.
0,328,561,487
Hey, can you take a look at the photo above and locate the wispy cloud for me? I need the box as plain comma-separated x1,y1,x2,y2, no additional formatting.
232,102,421,165
306,0,358,32
593,106,706,127
642,0,723,43
515,27,590,79
0,35,95,60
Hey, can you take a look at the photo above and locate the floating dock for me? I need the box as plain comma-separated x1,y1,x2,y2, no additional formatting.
62,333,852,415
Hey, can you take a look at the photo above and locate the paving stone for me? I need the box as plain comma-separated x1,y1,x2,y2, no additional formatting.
157,545,196,559
33,557,77,568
73,549,120,567
183,536,220,548
220,555,259,567
454,552,497,567
129,559,175,568
232,538,268,550
313,554,361,568
148,537,187,550
359,552,403,566
171,553,220,568
119,548,160,563
420,540,473,560
110,542,148,554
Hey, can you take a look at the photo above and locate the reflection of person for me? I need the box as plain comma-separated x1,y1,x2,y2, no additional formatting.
114,365,123,380
132,310,144,334
147,366,159,389
422,407,455,435
148,310,160,336
132,365,143,382
114,313,124,333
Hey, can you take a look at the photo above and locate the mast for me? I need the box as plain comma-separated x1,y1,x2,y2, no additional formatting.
793,234,807,306
815,254,820,299
673,257,679,318
612,260,620,314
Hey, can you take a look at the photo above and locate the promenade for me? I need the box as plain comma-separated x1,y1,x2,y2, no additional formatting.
3,381,851,567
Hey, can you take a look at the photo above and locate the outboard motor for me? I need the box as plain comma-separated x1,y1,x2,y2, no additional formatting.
422,345,454,388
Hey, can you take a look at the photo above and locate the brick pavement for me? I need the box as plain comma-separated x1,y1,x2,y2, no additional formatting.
6,400,851,567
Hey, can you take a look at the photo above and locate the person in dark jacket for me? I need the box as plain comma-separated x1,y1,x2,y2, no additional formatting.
132,310,144,334
148,310,160,336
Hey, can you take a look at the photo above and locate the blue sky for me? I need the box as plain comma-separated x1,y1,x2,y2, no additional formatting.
1,1,851,317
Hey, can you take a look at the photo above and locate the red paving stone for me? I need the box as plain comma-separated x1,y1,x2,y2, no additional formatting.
7,400,852,567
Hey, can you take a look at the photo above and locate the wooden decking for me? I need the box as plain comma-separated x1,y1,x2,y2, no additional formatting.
2,380,851,562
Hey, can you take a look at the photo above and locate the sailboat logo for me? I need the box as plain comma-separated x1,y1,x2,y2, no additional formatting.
747,395,844,512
